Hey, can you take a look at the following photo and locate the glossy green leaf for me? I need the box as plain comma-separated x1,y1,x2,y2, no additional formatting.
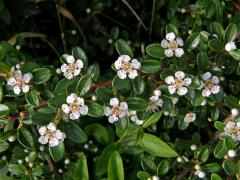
115,39,133,57
74,153,89,180
224,23,238,43
146,44,165,58
108,151,124,180
126,97,147,111
64,122,87,143
0,140,9,153
0,104,9,118
17,128,35,149
25,89,39,107
95,87,112,104
49,142,65,162
77,75,92,96
141,60,161,73
142,111,163,128
132,76,145,94
32,68,52,84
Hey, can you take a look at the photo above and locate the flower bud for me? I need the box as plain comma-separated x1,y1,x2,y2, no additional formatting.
8,135,16,142
86,8,91,14
39,146,45,152
228,149,236,158
176,156,182,162
198,171,206,178
92,95,97,101
18,159,23,164
64,158,70,165
190,144,197,151
152,175,160,180
231,108,239,116
194,164,201,170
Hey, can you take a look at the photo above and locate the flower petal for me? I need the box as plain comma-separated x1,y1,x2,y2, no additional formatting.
184,78,192,86
175,71,185,79
110,97,119,106
80,105,88,115
165,49,174,57
202,88,211,97
131,59,141,69
161,39,168,48
61,64,68,72
175,48,184,57
202,72,212,81
76,59,83,68
211,85,220,94
177,87,188,96
128,69,138,79
66,55,75,64
166,32,176,41
62,104,70,114
168,85,176,94
176,38,184,46
165,76,175,84
117,70,127,79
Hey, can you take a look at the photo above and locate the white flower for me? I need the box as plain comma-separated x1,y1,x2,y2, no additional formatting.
161,32,184,57
165,71,192,96
38,123,65,147
224,121,240,141
114,55,141,79
225,42,236,52
104,98,128,123
7,69,33,95
129,111,143,125
147,90,163,112
228,149,236,158
62,93,88,120
184,113,196,123
231,108,239,116
201,72,220,97
194,170,206,179
60,55,83,79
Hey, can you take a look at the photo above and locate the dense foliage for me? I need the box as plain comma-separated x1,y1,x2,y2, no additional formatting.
0,0,240,179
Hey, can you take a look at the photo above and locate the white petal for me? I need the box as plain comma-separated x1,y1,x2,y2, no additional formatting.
131,59,141,69
156,99,163,107
226,121,235,128
117,70,127,79
108,115,118,123
225,42,236,52
172,97,179,105
129,110,136,115
176,38,184,46
54,130,63,139
166,32,176,41
69,112,80,120
120,102,128,110
175,71,185,79
64,72,73,79
76,97,84,106
237,122,240,128
66,55,75,64
165,49,174,57
177,87,188,96
150,95,159,102
119,111,127,118
38,126,47,135
184,78,192,86
23,73,33,83
38,136,48,145
165,76,175,84
7,78,16,86
120,55,131,62
104,107,111,116
49,138,59,147
13,86,21,95
211,85,220,94
110,98,119,106
67,93,78,104
212,76,219,84
76,59,83,68
114,60,122,70
202,72,212,81
61,64,68,72
80,105,88,115
136,120,144,125
202,88,211,97
168,85,176,94
62,104,70,114
73,69,81,76
153,89,161,96
175,48,184,57
128,70,138,79
161,39,168,48
14,70,22,78
22,85,29,93
47,123,56,131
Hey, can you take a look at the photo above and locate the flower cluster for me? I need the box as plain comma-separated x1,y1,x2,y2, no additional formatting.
165,71,192,96
38,123,66,147
224,121,240,141
161,32,184,57
7,68,33,95
147,89,163,112
60,55,83,79
200,72,220,97
62,93,88,120
114,55,141,79
104,98,128,123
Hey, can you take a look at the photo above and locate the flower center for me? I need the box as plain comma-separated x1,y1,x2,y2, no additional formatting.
168,41,178,50
230,127,239,136
122,61,132,72
68,63,76,73
45,131,55,140
147,100,158,111
111,106,121,116
69,102,80,112
204,80,214,89
15,77,24,87
174,78,184,88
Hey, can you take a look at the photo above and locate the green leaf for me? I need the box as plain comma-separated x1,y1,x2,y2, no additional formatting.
25,89,39,107
132,76,145,94
77,75,92,96
112,75,131,92
185,32,200,49
141,60,161,73
203,163,221,173
72,47,88,65
85,123,110,145
142,111,163,128
49,142,65,162
74,153,89,180
211,173,222,180
198,147,209,162
31,113,54,126
108,151,124,180
64,122,87,143
224,95,240,108
222,159,236,176
166,23,178,35
48,94,66,108
139,133,178,157
197,52,210,71
86,101,103,117
214,121,225,131
8,164,25,176
223,136,235,150
146,44,165,58
115,39,133,57
210,22,224,40
137,171,150,180
0,104,9,118
126,97,147,111
214,141,227,159
0,62,11,74
0,140,9,153
87,63,100,81
17,128,35,149
224,23,238,43
229,49,240,61
95,87,112,104
208,39,224,51
157,159,169,176
53,78,70,94
32,68,52,84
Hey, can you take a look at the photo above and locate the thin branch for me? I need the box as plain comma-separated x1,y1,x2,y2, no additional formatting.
149,0,156,40
92,81,112,90
121,0,147,31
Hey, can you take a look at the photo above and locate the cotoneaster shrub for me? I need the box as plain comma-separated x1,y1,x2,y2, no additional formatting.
0,0,240,179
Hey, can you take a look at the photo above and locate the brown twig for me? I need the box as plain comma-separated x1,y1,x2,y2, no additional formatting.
92,81,112,90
